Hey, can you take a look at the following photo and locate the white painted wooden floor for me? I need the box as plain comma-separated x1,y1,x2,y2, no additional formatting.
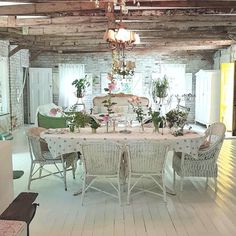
11,127,236,236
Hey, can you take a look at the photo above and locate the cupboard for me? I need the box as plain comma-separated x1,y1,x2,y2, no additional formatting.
195,70,220,126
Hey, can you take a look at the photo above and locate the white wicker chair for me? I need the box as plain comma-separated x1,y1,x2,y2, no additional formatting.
26,127,77,191
126,140,169,203
172,122,226,192
79,139,124,205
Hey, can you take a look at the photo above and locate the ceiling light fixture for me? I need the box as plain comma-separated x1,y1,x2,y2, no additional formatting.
103,5,140,51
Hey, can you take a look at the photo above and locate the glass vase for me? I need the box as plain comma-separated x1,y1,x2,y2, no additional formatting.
140,122,144,132
106,122,109,133
153,122,160,133
69,124,75,133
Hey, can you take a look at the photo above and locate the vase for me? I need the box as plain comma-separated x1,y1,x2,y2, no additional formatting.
69,124,75,133
92,128,97,134
106,122,109,133
139,122,144,132
153,122,160,133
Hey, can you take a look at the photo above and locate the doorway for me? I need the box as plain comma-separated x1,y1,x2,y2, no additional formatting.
220,63,235,134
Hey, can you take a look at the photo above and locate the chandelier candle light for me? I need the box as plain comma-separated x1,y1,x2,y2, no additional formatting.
104,4,140,79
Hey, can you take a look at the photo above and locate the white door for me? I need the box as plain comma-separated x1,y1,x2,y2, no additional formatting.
29,68,52,123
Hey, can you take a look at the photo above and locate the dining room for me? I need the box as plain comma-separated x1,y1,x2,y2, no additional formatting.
1,1,236,236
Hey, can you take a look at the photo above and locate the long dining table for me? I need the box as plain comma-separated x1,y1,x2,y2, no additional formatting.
40,126,205,195
41,126,205,159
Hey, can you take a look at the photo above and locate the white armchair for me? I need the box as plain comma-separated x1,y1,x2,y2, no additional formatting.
172,122,226,192
26,127,77,191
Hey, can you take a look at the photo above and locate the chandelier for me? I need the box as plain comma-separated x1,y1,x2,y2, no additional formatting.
103,4,140,51
112,49,135,79
104,5,139,79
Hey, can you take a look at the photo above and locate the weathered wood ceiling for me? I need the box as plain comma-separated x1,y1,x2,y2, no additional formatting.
1,0,236,56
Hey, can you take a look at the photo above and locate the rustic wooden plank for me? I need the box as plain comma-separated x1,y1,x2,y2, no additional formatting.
0,2,107,15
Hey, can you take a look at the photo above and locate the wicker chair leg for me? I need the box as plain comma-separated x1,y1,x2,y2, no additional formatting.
127,174,131,205
173,170,176,192
72,162,76,179
28,163,34,190
180,175,184,191
205,176,209,189
39,164,43,177
117,177,121,206
62,159,67,191
81,177,86,206
214,177,218,192
162,176,167,203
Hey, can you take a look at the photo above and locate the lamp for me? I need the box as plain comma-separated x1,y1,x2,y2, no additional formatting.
104,5,139,79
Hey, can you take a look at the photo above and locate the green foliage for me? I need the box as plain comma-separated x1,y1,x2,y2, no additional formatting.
165,109,188,129
89,116,101,129
152,75,169,99
72,75,90,98
65,107,90,128
129,102,144,123
148,108,165,132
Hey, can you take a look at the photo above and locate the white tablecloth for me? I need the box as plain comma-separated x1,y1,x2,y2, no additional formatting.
0,220,27,236
41,127,205,159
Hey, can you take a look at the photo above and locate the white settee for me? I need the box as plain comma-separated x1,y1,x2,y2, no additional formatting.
92,93,149,115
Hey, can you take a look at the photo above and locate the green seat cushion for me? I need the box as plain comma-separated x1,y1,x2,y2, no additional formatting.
38,113,67,129
0,132,13,140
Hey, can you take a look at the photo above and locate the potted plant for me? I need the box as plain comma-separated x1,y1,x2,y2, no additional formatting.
72,75,90,98
89,116,101,133
165,109,188,136
152,75,169,100
65,105,90,132
148,108,165,133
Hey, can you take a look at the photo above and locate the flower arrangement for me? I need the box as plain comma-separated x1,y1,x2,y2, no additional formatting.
100,74,117,132
165,109,188,136
128,96,145,131
152,75,169,100
64,104,90,132
148,107,165,133
72,75,90,98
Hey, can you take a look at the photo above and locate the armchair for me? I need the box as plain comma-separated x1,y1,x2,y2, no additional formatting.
172,122,226,192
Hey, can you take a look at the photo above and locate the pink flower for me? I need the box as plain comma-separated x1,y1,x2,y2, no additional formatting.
49,108,62,116
107,73,113,81
102,114,110,122
128,96,141,105
108,82,116,92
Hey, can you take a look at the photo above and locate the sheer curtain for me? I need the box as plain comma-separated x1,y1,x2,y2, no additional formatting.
58,64,85,108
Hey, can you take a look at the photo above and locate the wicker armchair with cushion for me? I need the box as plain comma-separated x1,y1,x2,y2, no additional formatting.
172,122,226,192
26,127,77,191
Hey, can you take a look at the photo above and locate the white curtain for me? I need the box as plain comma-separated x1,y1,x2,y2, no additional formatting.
58,64,85,108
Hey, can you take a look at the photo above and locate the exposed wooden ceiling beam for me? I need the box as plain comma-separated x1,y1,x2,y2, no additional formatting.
0,2,108,15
